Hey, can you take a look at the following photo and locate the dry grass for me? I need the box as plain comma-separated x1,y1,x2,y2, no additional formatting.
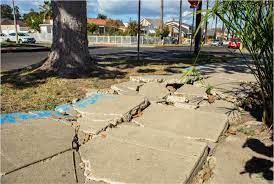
1,77,125,114
1,62,183,114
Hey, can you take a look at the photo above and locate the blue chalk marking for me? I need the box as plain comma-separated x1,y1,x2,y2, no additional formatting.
74,94,113,108
0,110,63,124
1,94,114,124
55,104,73,113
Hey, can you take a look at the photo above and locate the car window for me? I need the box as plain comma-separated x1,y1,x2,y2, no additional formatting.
0,33,5,36
18,33,29,36
9,33,16,36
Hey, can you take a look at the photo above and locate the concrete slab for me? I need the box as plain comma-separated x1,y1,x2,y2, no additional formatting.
1,118,75,174
78,117,117,135
104,124,208,157
111,81,143,91
133,104,228,142
1,150,85,184
197,100,240,122
207,135,271,184
175,84,206,97
74,94,147,116
75,94,149,134
138,82,170,101
80,133,208,184
130,74,184,84
194,76,250,101
111,81,143,95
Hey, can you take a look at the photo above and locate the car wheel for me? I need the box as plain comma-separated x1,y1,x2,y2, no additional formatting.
18,39,22,44
7,38,10,42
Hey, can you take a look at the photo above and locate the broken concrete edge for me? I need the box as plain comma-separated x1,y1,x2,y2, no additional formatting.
185,146,209,184
79,99,150,136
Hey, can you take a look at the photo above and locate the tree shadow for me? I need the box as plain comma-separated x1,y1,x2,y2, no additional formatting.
240,138,273,181
1,61,126,89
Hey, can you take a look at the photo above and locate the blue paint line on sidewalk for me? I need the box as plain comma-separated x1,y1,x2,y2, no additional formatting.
1,94,115,124
74,93,114,108
0,110,63,124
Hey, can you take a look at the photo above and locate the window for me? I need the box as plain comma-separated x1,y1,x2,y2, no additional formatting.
9,33,16,36
18,33,29,36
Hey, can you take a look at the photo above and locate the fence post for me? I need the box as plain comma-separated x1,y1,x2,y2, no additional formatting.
108,36,110,43
96,36,98,44
141,36,143,45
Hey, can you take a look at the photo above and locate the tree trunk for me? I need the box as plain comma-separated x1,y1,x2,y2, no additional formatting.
263,97,273,128
41,1,94,77
194,0,202,54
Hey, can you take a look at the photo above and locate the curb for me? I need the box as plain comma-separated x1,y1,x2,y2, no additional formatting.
1,47,50,53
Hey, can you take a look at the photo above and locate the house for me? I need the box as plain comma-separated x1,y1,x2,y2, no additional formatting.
0,18,31,34
206,28,228,39
40,19,53,34
165,20,192,38
140,18,161,35
87,18,124,35
87,18,108,35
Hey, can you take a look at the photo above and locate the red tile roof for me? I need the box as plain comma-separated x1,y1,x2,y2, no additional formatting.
87,18,107,26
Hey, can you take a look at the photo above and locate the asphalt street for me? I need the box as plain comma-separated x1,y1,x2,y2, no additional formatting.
1,46,237,72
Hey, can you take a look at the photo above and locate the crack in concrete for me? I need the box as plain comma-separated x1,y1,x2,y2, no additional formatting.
2,148,72,176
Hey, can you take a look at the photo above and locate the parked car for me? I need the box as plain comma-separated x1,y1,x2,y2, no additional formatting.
7,32,36,43
228,38,241,49
211,39,223,46
164,37,178,44
0,33,8,42
222,40,229,46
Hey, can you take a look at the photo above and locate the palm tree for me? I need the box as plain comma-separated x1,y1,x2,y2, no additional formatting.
39,1,53,21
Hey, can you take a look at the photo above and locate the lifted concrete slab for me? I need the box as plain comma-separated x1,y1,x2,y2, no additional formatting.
138,82,170,101
111,81,143,91
175,84,206,97
1,118,75,174
133,104,228,142
80,133,208,184
130,74,184,84
111,81,143,95
76,95,149,134
74,94,147,116
1,150,84,184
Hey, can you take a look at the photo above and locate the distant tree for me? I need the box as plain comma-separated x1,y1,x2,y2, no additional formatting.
87,23,98,34
97,13,107,19
1,4,14,19
39,0,53,20
23,11,43,31
156,26,169,37
14,6,21,19
127,20,138,36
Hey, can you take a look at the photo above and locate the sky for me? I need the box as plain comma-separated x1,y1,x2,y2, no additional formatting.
1,0,222,28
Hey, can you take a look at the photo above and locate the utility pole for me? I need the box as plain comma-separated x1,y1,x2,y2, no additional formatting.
190,7,195,52
204,0,209,44
178,0,182,44
194,0,202,54
12,0,18,43
214,16,218,39
137,0,141,62
160,0,163,33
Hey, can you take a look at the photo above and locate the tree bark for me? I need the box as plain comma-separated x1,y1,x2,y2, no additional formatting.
41,1,94,77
